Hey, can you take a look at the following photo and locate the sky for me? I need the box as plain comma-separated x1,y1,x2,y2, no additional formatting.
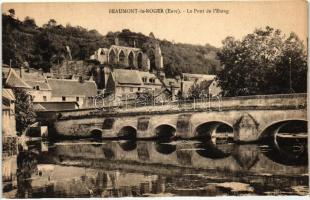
2,0,308,47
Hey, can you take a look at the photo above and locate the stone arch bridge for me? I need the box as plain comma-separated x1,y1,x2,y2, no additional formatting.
37,94,307,143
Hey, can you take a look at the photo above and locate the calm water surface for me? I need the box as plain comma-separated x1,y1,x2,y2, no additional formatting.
2,137,308,198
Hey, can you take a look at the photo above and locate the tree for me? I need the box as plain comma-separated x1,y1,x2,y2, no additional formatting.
13,88,36,134
217,26,307,96
46,19,57,27
23,16,36,28
188,80,211,99
8,8,15,18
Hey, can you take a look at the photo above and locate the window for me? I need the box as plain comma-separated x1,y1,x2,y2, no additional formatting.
138,87,141,91
35,85,40,90
142,77,147,83
130,88,133,92
43,96,47,102
149,78,155,84
76,97,79,101
62,96,66,101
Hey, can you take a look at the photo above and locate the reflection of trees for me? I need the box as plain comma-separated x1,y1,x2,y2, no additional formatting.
16,151,38,198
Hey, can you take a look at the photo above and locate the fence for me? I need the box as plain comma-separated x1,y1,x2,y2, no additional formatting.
93,93,307,113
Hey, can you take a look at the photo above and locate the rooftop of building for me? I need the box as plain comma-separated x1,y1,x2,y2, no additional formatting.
33,101,79,111
112,69,143,85
2,89,16,101
3,67,32,89
48,78,97,97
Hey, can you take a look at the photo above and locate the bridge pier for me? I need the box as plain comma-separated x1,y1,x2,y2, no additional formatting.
233,113,260,143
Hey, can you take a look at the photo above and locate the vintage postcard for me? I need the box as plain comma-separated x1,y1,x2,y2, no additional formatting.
1,0,308,198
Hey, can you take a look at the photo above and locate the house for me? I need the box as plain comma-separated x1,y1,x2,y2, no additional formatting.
105,69,164,99
2,89,16,136
2,67,31,89
47,78,98,108
181,73,221,97
20,68,53,103
3,66,53,102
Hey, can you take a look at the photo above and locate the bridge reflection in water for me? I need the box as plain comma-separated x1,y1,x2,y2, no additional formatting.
2,135,308,198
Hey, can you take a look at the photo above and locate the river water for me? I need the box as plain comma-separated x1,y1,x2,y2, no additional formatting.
2,137,308,198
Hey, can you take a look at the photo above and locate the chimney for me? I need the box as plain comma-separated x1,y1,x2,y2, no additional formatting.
20,66,25,78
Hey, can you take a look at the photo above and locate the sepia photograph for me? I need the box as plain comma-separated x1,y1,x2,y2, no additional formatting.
1,0,308,198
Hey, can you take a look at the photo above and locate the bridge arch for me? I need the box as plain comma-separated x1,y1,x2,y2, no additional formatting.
117,126,137,140
194,121,233,142
259,119,307,141
259,119,308,166
89,128,103,139
154,124,176,142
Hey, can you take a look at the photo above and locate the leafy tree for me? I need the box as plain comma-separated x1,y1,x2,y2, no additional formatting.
23,16,36,28
47,19,57,27
8,8,15,18
217,26,307,96
188,80,211,99
2,13,220,75
13,88,36,134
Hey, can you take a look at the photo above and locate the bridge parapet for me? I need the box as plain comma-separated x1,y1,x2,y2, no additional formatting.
36,93,307,120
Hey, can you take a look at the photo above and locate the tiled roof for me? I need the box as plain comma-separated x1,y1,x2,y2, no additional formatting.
2,89,15,101
138,71,162,85
4,68,31,89
112,69,143,85
25,80,52,91
48,79,97,97
22,72,46,82
33,103,47,111
33,102,79,111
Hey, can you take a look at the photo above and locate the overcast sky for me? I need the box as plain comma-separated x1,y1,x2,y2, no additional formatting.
3,1,308,47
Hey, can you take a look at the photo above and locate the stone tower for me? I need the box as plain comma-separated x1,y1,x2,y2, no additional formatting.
155,43,163,69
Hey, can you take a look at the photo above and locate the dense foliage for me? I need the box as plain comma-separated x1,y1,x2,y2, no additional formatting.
2,11,220,76
12,88,36,134
188,80,211,99
217,26,307,96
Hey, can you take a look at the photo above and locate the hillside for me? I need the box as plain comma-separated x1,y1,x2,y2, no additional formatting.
2,13,221,77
